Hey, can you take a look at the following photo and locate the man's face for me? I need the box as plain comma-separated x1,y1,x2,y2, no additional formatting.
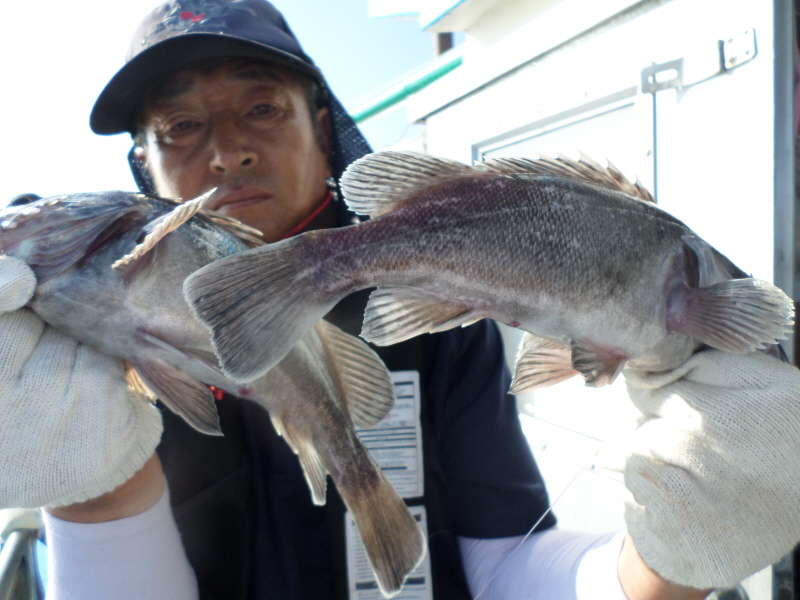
137,58,332,242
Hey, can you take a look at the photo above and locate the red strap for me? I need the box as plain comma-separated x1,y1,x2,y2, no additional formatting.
282,190,333,240
207,385,225,401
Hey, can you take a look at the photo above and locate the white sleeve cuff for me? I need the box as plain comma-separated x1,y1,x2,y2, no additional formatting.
575,531,627,600
42,488,198,600
458,529,627,600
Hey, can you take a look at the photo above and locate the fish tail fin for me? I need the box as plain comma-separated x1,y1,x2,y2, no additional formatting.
670,278,795,353
341,466,426,597
184,235,334,382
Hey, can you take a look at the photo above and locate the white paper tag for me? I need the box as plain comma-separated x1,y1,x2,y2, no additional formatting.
354,370,424,498
345,505,433,600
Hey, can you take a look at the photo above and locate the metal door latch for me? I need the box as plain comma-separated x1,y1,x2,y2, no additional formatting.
641,28,756,94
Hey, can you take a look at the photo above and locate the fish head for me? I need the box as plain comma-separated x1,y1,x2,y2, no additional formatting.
0,191,154,281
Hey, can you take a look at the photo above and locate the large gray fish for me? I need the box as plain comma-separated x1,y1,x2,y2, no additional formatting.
185,151,793,392
0,192,424,597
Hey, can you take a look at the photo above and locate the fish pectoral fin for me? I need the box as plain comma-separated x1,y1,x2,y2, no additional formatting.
668,278,794,353
269,415,328,505
340,151,474,216
124,363,156,402
361,286,484,346
316,320,395,429
681,235,748,285
570,340,628,388
137,330,228,381
510,333,579,394
132,358,222,436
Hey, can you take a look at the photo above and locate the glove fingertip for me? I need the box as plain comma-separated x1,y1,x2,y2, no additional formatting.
0,256,36,311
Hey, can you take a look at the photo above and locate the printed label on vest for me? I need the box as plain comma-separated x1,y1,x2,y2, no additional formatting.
354,370,424,498
345,505,433,600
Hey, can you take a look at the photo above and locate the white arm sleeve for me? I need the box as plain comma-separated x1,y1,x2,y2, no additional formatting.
43,488,198,600
458,530,627,600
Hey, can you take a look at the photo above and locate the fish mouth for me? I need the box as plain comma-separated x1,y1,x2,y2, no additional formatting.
210,187,272,214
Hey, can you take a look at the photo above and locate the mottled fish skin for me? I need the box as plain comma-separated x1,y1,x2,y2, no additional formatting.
312,174,685,355
0,192,424,598
184,151,792,387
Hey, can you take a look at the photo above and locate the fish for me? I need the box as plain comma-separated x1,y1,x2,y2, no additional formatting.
0,191,424,597
184,151,794,391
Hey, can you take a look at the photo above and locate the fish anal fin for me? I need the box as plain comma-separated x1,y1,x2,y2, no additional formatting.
316,320,395,428
132,358,222,436
270,415,328,505
570,340,628,388
361,286,484,346
510,333,579,394
341,468,426,597
340,151,474,217
668,278,794,353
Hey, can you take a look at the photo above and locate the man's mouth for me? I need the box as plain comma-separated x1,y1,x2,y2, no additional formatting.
211,188,272,213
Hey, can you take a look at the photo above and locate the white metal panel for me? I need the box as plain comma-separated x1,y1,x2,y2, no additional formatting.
407,0,647,130
414,1,783,595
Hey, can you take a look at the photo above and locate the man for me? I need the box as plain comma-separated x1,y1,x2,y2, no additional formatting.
2,1,800,599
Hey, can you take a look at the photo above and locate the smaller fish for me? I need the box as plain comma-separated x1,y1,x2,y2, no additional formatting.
184,151,793,392
0,192,424,597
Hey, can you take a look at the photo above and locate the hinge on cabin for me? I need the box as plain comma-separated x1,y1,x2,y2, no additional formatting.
641,28,757,94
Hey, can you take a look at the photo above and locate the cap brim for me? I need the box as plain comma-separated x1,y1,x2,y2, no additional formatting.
90,34,322,135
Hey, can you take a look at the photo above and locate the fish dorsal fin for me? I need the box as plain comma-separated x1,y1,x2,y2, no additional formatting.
316,319,395,428
112,188,217,270
480,153,655,203
510,333,578,394
361,286,485,346
200,210,266,247
340,151,475,217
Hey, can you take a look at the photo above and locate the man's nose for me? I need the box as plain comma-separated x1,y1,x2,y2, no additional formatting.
208,120,259,174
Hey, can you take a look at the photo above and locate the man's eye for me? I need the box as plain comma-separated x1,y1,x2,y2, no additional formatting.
171,120,197,132
251,104,275,116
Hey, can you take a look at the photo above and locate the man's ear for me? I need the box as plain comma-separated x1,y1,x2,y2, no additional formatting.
133,146,147,165
317,107,332,157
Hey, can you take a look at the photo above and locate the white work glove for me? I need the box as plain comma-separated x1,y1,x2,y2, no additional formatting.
622,348,800,589
0,255,163,509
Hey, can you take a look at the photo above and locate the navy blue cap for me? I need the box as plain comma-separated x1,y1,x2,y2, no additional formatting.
91,0,323,135
92,0,372,199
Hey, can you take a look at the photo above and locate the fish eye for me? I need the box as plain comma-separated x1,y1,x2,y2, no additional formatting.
9,193,41,206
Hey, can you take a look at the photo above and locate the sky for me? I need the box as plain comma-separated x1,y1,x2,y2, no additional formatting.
0,1,434,203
